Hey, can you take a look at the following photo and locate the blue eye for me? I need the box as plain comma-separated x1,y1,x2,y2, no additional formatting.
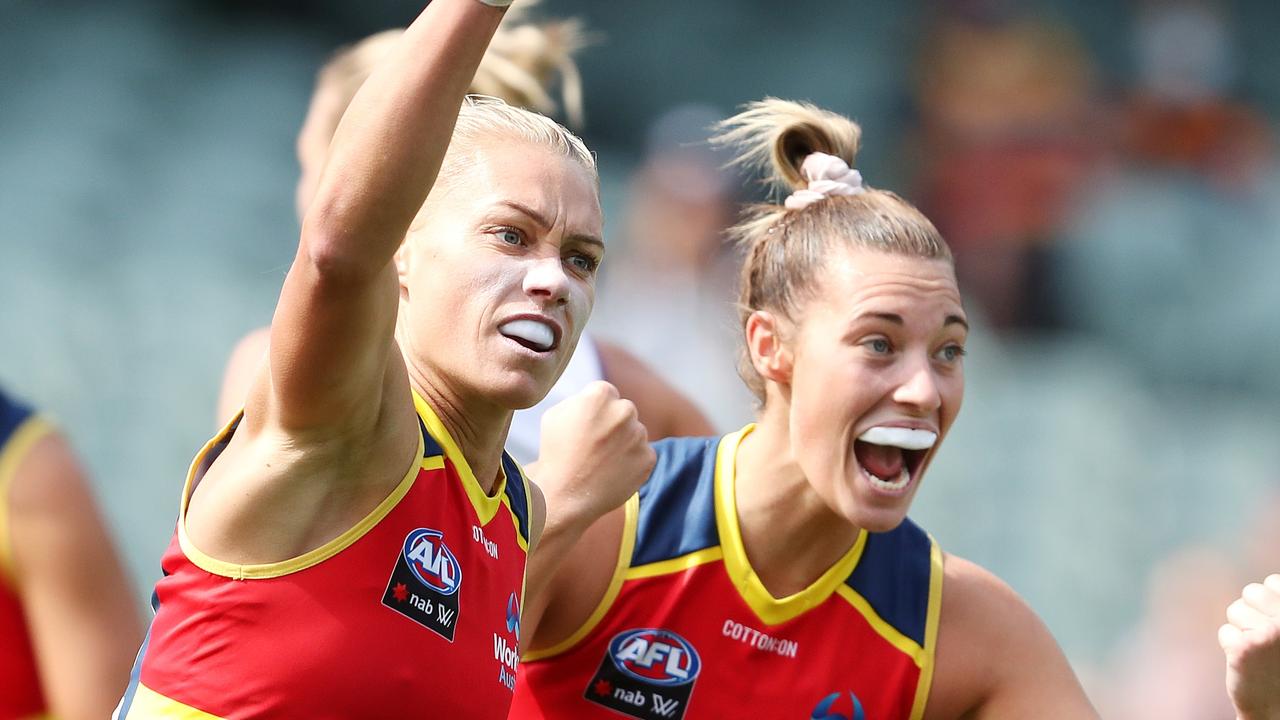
865,338,892,354
567,254,598,273
937,344,966,362
497,229,522,246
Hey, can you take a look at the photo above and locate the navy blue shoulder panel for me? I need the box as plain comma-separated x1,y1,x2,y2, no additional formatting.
631,436,721,566
0,387,35,448
501,452,531,545
845,517,935,647
417,416,445,459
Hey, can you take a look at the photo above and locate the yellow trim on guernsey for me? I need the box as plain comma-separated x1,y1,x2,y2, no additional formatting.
715,425,869,626
908,538,945,720
834,584,927,667
0,416,54,587
411,389,512,527
625,546,723,581
521,493,639,662
124,684,226,719
176,413,429,580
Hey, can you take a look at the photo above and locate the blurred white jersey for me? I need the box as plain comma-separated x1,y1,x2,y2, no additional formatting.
505,332,605,465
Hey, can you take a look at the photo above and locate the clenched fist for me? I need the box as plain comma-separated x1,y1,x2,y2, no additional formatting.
1220,574,1280,720
530,381,656,527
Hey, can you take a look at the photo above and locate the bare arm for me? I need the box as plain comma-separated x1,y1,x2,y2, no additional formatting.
520,382,654,644
254,0,510,439
596,340,716,439
927,554,1098,720
9,431,143,720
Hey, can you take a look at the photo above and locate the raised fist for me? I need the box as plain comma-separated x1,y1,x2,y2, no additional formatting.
1220,574,1280,720
532,381,656,527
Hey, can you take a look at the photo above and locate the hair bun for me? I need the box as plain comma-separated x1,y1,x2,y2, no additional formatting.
713,98,862,195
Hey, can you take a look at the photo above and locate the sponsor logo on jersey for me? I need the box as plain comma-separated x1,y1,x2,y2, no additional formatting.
721,618,799,658
810,691,866,720
494,592,520,691
403,528,462,595
382,528,462,641
583,628,700,720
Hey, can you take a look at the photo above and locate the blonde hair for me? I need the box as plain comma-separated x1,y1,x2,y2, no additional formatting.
713,99,951,399
313,2,588,141
440,94,596,189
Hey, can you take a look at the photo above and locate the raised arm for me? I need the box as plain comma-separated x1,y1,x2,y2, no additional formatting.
520,382,655,643
253,0,511,437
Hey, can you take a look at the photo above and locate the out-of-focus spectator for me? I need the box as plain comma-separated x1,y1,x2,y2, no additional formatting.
1123,0,1273,189
911,4,1101,330
1051,0,1280,396
591,104,755,431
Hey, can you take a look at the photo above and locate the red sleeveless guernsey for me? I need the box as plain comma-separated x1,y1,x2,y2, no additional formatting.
117,391,531,719
511,427,943,720
0,389,53,720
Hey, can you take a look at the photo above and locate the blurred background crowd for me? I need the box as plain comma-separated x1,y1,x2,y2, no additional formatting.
2,0,1278,716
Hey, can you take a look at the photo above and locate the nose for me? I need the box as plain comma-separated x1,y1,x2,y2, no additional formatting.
892,354,942,415
523,255,571,307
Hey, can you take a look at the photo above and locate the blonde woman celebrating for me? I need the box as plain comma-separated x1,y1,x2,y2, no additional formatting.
512,100,1098,719
115,1,650,717
215,5,712,462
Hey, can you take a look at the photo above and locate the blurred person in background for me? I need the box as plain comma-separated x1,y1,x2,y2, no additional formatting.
589,104,755,432
910,1,1100,331
1052,0,1280,393
115,1,651,717
511,99,1097,719
1221,574,1280,720
216,3,713,462
1,386,141,720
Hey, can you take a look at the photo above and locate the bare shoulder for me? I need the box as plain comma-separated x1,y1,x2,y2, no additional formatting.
527,478,547,553
594,340,715,439
215,326,271,425
925,553,1097,720
7,429,92,520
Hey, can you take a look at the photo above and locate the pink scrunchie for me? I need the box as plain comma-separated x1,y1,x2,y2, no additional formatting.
783,152,865,210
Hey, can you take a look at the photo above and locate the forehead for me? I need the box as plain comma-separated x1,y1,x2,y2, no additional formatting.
813,248,962,321
455,140,602,228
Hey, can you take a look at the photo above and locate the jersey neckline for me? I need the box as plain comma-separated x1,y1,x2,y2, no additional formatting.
410,388,511,526
714,425,869,626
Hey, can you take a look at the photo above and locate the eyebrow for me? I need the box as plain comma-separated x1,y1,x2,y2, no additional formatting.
497,200,604,250
855,312,970,331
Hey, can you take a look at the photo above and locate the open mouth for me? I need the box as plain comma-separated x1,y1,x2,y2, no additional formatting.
498,318,560,353
853,426,936,494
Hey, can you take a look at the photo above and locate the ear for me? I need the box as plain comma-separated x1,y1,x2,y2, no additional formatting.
744,310,793,387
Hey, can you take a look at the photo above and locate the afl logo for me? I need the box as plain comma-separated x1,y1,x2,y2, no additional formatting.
608,629,701,686
402,528,462,595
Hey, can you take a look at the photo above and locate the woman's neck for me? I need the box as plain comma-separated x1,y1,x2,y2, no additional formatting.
734,406,862,598
405,362,512,497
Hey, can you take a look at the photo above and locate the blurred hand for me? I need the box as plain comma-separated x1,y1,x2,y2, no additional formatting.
1220,574,1280,720
529,381,655,528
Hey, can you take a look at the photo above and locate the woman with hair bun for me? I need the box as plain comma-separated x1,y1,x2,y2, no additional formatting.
511,99,1098,719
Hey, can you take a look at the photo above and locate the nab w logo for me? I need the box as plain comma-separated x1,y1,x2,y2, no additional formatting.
608,629,701,686
810,691,865,720
403,528,462,595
